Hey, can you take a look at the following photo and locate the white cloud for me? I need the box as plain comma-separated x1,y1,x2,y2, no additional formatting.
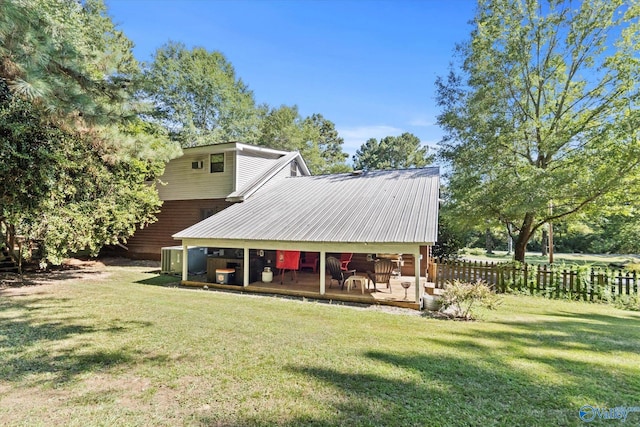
337,125,404,156
408,117,434,127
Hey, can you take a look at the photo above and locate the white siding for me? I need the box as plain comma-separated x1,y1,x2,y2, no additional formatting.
158,150,235,201
235,152,282,191
274,164,293,180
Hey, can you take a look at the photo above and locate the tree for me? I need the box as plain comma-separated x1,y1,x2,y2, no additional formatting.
0,88,177,265
0,0,140,128
352,132,433,171
142,41,260,147
257,106,350,174
0,0,180,265
257,104,306,151
302,114,350,174
141,40,351,171
436,0,640,262
432,204,467,260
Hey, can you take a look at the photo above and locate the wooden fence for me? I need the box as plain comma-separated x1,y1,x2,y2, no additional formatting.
434,259,640,302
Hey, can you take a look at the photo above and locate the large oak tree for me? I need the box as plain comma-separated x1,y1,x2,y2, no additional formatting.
142,41,260,147
436,0,640,262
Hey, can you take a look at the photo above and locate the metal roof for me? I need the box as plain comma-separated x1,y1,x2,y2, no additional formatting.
174,167,440,244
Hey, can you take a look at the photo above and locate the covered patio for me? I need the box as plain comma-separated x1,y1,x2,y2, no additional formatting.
174,168,440,310
181,250,430,310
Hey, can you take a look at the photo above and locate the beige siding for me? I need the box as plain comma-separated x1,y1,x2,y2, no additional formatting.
158,150,235,201
235,152,282,190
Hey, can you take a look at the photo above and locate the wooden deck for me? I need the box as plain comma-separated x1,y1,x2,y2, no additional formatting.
182,270,428,310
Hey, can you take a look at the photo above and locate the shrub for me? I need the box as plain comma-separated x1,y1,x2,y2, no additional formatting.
613,295,640,312
441,279,502,320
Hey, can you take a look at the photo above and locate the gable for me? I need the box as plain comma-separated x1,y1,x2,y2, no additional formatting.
157,143,305,202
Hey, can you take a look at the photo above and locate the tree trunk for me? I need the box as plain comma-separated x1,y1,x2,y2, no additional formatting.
514,236,527,262
513,213,535,262
541,229,548,256
485,228,493,254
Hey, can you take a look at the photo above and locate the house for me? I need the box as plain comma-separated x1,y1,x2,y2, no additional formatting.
121,142,309,260
172,167,440,306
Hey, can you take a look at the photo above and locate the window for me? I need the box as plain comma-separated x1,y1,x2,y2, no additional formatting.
290,161,297,177
210,153,224,173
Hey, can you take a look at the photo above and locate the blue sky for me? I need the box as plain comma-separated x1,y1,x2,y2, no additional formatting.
105,0,477,159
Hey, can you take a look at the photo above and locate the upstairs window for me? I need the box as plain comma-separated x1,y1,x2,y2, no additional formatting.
210,153,224,173
290,161,297,177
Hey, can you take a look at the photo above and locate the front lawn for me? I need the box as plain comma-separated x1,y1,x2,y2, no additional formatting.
1,262,639,426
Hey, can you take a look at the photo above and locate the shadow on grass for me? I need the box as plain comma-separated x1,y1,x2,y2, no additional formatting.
210,309,640,426
208,349,579,427
478,310,640,353
135,274,181,287
0,268,107,288
0,294,161,386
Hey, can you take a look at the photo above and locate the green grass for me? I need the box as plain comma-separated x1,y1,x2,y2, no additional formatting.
1,265,639,426
461,248,640,267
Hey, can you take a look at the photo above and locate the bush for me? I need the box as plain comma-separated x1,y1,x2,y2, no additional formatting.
441,279,502,320
613,295,640,312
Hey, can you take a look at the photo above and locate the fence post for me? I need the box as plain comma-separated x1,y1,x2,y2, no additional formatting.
626,271,631,296
557,269,563,299
617,269,623,297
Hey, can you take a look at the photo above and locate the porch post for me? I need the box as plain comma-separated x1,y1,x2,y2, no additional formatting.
414,248,421,302
319,251,326,295
243,246,249,287
181,243,188,283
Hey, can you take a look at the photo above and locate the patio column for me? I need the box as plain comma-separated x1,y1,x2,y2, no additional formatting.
243,246,249,287
319,251,326,295
414,248,421,302
181,243,188,283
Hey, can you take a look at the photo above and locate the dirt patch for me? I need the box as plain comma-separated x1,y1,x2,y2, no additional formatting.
0,257,158,291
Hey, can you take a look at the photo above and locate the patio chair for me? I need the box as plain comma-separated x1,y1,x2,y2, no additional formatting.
340,253,353,271
366,259,394,292
327,256,355,289
300,252,319,273
276,250,300,284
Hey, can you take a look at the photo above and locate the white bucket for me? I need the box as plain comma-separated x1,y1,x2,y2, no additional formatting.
423,295,442,311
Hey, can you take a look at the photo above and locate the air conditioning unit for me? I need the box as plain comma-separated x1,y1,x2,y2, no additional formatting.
161,246,207,275
191,160,204,169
